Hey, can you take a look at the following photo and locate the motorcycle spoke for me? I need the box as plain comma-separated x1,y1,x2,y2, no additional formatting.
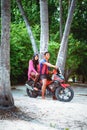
55,86,74,102
58,88,72,100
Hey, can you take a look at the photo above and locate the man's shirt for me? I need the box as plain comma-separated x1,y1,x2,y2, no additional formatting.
40,59,49,75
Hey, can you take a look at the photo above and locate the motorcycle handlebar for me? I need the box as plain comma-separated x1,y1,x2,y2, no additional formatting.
53,68,60,74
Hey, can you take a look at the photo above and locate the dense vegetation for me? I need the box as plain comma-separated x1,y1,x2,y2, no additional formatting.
8,0,87,84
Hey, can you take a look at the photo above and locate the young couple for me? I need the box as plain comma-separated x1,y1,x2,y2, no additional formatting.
28,52,57,99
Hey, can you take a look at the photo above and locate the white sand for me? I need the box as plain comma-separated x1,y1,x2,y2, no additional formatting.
0,86,87,130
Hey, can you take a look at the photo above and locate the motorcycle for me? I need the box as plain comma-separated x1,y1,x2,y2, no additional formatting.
25,69,74,102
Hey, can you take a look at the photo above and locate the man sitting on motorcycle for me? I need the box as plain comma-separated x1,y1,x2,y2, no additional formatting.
40,52,57,99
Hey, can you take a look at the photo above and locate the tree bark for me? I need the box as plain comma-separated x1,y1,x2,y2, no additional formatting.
64,68,74,82
68,0,72,10
59,0,63,41
56,0,76,75
0,0,14,108
40,0,49,59
16,0,38,53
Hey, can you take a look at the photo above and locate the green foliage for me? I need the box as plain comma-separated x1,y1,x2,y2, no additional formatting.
65,128,69,130
48,41,60,64
21,1,40,25
66,34,87,79
48,1,60,34
50,32,60,42
67,35,81,69
10,23,33,84
71,0,87,41
11,0,23,23
9,0,87,84
11,0,40,24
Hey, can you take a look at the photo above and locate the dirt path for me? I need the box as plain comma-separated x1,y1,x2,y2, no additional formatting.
0,85,87,130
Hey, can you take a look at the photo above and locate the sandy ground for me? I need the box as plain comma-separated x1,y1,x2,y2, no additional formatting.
0,84,87,130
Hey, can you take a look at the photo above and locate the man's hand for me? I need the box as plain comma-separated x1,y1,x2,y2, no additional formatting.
54,66,58,70
48,70,53,75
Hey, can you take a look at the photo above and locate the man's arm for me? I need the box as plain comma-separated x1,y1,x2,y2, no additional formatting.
44,62,57,69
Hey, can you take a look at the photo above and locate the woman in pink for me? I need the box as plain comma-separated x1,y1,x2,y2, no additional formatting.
28,54,39,86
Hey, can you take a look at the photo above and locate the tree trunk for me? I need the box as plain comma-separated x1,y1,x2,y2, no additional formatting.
64,68,74,82
16,0,38,53
40,0,49,59
56,0,76,75
0,0,14,108
59,0,63,41
68,0,72,10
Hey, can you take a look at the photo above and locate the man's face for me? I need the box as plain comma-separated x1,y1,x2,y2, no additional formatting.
45,53,50,60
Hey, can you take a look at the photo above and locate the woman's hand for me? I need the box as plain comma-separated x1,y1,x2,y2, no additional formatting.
36,72,39,76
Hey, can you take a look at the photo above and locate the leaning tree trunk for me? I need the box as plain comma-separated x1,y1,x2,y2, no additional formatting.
40,0,49,59
68,0,72,10
59,0,63,41
56,0,76,75
16,0,38,53
0,0,14,108
64,68,74,82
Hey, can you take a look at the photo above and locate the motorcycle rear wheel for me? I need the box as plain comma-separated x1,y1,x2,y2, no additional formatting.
26,80,38,98
26,88,38,98
55,86,74,102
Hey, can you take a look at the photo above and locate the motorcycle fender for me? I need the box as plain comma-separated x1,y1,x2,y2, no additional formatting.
61,83,70,88
25,84,33,90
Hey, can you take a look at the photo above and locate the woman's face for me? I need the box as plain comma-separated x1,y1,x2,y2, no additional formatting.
35,55,39,60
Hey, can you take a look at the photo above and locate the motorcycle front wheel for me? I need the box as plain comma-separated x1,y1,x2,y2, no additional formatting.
55,87,74,102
